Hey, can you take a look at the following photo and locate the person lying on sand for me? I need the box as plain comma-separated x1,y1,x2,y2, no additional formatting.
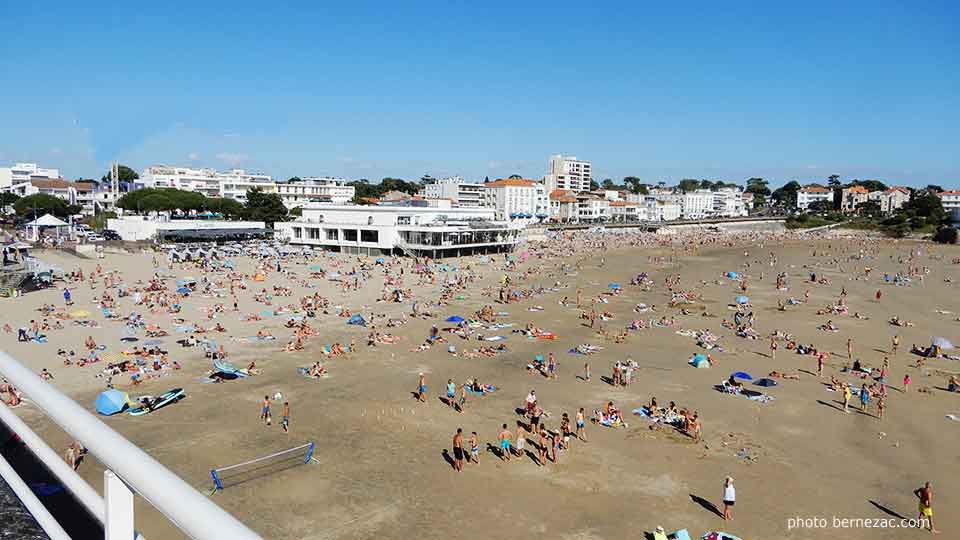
768,370,800,380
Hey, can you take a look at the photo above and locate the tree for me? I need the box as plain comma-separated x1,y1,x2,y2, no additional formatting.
101,165,139,183
745,177,771,196
807,199,834,214
589,180,600,191
849,179,887,192
287,177,302,183
772,181,802,208
925,185,944,194
623,177,648,195
205,197,244,219
752,193,767,208
508,174,523,180
242,188,288,226
855,200,883,218
0,192,20,210
827,175,841,188
601,178,617,190
678,179,701,193
14,193,81,219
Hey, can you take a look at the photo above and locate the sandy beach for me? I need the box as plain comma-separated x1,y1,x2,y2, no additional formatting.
4,229,959,540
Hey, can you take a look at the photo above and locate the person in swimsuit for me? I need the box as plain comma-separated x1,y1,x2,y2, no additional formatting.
576,408,587,441
469,432,479,464
446,379,455,408
537,426,549,466
281,402,289,433
722,476,736,521
515,421,526,458
260,395,271,425
452,428,464,472
914,482,938,533
417,373,427,403
497,423,512,461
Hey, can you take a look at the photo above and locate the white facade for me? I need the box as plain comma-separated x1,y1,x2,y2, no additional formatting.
868,187,910,215
576,194,610,222
106,216,267,241
276,204,523,257
0,163,61,189
609,202,646,222
74,183,118,215
482,179,548,223
276,178,354,207
421,176,486,207
544,154,592,193
797,186,833,211
2,179,114,216
646,198,682,221
938,190,960,223
712,187,748,217
680,190,715,219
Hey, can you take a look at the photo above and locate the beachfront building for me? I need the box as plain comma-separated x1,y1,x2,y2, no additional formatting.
680,190,714,219
867,186,910,215
483,178,549,223
548,189,578,222
796,185,833,211
107,215,267,241
544,154,592,193
938,190,960,223
0,162,61,189
275,203,523,257
420,176,486,207
609,201,647,222
646,198,682,221
1,178,118,216
73,181,118,215
712,187,748,217
276,177,355,207
840,185,870,213
575,192,611,222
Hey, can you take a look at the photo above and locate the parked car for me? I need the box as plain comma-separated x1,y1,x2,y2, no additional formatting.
85,234,105,242
102,230,122,241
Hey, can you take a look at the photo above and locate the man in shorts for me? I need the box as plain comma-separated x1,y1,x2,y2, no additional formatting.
452,428,464,472
281,402,290,433
497,423,512,461
260,395,271,425
515,421,526,458
914,482,938,533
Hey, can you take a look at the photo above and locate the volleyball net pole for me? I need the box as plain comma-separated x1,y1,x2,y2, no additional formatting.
210,441,317,493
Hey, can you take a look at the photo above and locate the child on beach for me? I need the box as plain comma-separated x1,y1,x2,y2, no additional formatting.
261,395,272,425
282,402,289,433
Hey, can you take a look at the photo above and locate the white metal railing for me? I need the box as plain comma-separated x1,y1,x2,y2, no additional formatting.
0,349,262,540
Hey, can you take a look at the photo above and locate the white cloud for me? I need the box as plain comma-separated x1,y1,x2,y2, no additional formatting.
188,152,200,161
215,152,249,166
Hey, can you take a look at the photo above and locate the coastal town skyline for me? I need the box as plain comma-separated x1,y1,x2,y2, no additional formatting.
2,2,957,186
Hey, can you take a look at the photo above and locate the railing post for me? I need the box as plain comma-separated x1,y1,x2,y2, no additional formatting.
105,470,135,540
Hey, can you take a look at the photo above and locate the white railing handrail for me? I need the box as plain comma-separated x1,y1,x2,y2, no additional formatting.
0,452,72,540
0,350,262,540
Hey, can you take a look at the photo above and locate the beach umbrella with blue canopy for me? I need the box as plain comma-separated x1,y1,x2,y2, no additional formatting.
726,271,738,279
731,371,753,380
95,389,131,416
375,257,385,264
608,283,621,290
735,295,749,305
446,315,465,323
689,354,710,368
177,287,191,294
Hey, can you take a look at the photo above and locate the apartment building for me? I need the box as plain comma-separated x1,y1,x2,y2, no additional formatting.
420,176,486,207
796,186,833,211
482,179,548,223
544,154,592,193
0,162,61,189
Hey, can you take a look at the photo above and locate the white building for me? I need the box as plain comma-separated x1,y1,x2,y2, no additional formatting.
646,198,682,222
107,216,267,241
544,154,592,193
0,162,61,189
867,187,910,215
796,185,833,211
609,201,647,222
73,182,118,215
482,179,549,223
680,190,715,219
276,177,355,207
575,193,610,222
549,189,578,222
275,203,523,257
938,190,960,222
712,187,748,217
420,176,486,207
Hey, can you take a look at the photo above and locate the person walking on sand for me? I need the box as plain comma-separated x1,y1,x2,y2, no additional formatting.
583,362,591,382
469,432,479,464
281,402,290,433
817,352,826,378
446,379,456,408
903,373,912,393
914,482,938,534
576,408,587,441
497,423,512,461
842,383,852,413
892,334,900,355
452,428,464,472
769,336,777,359
722,477,736,521
847,338,854,359
416,373,427,403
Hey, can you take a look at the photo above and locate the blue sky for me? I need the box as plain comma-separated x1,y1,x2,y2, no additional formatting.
1,1,957,187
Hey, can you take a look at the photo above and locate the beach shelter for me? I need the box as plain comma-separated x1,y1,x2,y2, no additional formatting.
735,295,749,305
731,371,753,380
347,314,367,326
375,257,385,264
608,282,621,290
689,354,710,368
26,214,69,242
446,315,465,323
931,337,954,350
176,287,191,294
726,271,738,279
755,378,778,387
95,389,131,416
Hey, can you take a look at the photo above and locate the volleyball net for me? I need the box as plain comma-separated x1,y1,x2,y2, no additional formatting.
210,441,317,493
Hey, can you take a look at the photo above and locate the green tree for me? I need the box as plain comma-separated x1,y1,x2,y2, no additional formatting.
807,199,834,214
589,179,600,191
848,179,887,192
623,177,648,194
14,193,81,219
925,185,944,194
242,187,288,225
745,178,771,196
287,177,302,183
678,179,701,193
1,192,20,210
205,197,245,219
601,178,617,190
508,174,523,180
772,181,802,208
827,175,841,188
101,165,139,183
855,200,883,218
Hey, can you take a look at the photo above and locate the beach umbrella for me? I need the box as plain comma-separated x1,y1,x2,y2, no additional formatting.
731,371,753,380
735,295,749,305
176,287,191,294
931,337,954,350
95,389,131,416
347,314,367,326
608,283,621,290
754,378,778,387
375,257,385,264
726,271,738,279
446,315,465,323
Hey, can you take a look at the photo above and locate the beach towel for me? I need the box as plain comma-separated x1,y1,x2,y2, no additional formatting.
483,335,507,342
464,385,497,395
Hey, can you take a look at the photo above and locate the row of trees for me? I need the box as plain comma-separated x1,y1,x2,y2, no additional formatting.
115,187,288,225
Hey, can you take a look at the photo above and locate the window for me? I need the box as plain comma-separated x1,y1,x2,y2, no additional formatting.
397,216,411,225
325,228,339,240
343,229,358,242
293,227,302,239
308,228,320,239
360,229,379,243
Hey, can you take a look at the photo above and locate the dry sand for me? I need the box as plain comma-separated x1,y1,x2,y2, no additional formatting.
4,233,960,540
